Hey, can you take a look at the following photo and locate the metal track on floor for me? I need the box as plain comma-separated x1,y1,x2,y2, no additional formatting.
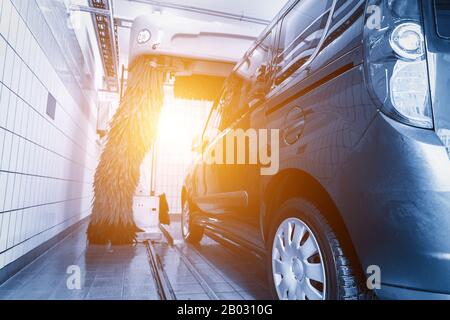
145,240,176,300
156,224,220,300
173,244,220,300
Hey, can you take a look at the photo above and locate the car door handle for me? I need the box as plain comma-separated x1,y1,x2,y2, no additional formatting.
284,107,306,145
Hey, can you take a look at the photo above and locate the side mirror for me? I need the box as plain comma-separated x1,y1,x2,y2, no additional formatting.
250,64,270,101
256,64,268,83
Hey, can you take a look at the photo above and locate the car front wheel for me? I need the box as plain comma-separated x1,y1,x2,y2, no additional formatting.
267,198,363,300
181,199,204,243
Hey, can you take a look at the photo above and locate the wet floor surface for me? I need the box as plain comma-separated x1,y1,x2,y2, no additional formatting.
157,224,271,300
0,223,158,300
0,221,270,300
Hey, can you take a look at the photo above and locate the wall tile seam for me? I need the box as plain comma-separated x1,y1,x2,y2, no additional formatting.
0,169,95,185
0,214,90,272
0,103,98,166
0,127,97,174
9,0,97,125
0,207,91,256
0,194,94,215
0,32,97,144
0,74,98,161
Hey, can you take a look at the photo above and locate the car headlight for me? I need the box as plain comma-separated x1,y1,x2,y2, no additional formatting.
137,29,151,44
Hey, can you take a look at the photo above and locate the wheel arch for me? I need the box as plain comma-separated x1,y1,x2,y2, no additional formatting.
262,168,364,277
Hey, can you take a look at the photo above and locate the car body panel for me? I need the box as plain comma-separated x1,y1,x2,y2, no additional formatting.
338,113,450,293
182,0,450,298
422,0,450,158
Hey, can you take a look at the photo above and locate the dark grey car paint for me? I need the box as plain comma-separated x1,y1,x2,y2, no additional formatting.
183,0,450,299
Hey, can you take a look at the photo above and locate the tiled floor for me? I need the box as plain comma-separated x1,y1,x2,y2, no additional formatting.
0,223,158,300
159,222,271,300
158,242,271,300
0,220,270,300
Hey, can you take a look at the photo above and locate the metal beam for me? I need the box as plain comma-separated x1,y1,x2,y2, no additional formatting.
69,5,133,28
70,1,120,91
69,4,110,15
107,0,120,91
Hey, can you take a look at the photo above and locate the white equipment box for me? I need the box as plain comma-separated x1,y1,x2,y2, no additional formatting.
133,152,162,242
133,195,162,242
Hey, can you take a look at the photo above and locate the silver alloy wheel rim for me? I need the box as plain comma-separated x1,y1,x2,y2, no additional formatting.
272,217,327,300
182,201,190,238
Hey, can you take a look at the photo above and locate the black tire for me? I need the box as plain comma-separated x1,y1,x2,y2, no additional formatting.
181,199,204,244
267,198,364,300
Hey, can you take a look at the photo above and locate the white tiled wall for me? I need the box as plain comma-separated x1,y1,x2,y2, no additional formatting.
0,0,98,269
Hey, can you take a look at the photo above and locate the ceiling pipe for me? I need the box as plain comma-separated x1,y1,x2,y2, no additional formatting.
126,0,271,25
69,4,133,28
69,4,110,15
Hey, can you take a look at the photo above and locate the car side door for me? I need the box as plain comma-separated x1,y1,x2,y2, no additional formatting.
192,88,231,229
202,31,278,249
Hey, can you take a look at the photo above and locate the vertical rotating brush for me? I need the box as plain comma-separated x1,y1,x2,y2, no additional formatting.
87,56,164,245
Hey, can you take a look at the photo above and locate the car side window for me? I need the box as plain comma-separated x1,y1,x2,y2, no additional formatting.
319,0,366,53
203,89,228,144
207,30,276,133
235,31,275,107
219,31,275,129
219,76,243,129
274,0,334,88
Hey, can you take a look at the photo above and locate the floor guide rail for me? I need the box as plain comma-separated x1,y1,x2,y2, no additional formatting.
144,224,271,300
174,245,220,300
153,225,219,300
146,241,176,300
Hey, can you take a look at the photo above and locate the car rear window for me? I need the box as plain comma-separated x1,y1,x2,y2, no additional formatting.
435,0,450,38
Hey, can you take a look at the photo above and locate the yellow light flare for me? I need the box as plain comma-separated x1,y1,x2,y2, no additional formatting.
157,86,211,151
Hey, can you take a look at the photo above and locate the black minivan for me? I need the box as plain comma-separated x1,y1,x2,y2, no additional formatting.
181,0,450,300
